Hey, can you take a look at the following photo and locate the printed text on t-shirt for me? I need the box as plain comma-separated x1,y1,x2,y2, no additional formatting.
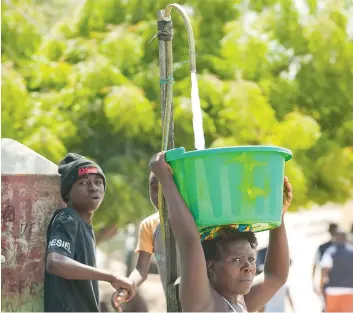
49,239,71,253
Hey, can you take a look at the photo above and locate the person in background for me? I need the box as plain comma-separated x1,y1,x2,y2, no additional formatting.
312,223,338,311
44,153,135,312
320,229,353,312
112,172,180,310
256,247,295,312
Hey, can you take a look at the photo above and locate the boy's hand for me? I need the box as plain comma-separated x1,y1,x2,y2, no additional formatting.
149,152,173,186
282,176,292,215
110,276,136,300
111,289,129,312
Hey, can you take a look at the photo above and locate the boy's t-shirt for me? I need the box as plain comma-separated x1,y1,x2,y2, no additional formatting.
136,212,180,292
44,208,99,312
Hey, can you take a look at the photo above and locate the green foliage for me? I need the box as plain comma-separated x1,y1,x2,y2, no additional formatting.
1,64,31,140
1,1,43,65
2,0,353,233
104,85,156,136
98,25,144,74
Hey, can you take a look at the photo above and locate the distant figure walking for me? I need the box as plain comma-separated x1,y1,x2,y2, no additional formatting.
320,229,353,312
312,223,338,311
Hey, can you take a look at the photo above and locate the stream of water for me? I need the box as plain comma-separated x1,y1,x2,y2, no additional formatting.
190,72,205,150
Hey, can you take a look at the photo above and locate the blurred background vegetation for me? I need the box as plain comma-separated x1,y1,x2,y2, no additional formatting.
2,0,353,236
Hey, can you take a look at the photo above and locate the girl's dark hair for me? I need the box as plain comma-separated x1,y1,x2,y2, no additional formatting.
201,229,258,261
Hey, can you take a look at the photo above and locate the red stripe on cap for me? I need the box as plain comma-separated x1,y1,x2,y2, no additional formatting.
78,167,98,176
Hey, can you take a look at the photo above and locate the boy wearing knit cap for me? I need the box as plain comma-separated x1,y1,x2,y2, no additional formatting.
44,153,135,312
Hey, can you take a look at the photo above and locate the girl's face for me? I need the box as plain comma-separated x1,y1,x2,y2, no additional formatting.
208,239,256,295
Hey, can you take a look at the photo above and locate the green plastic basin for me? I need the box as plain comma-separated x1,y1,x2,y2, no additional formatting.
165,146,292,232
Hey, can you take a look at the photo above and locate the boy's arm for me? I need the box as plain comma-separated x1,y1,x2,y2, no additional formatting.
129,251,152,287
129,216,155,287
47,252,130,288
46,211,134,294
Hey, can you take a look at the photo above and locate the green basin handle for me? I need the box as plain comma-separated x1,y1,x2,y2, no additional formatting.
165,147,186,162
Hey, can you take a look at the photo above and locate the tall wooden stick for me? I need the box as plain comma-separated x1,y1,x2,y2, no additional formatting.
157,4,197,311
157,10,180,313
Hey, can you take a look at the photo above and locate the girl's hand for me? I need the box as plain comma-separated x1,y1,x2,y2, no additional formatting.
282,176,293,214
149,152,173,186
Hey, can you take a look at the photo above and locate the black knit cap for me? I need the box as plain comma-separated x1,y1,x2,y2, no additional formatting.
58,153,106,202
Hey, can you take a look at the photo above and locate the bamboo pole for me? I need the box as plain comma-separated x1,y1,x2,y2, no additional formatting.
157,10,180,313
157,4,197,311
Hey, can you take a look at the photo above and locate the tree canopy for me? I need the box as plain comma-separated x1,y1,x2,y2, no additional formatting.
2,0,353,233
